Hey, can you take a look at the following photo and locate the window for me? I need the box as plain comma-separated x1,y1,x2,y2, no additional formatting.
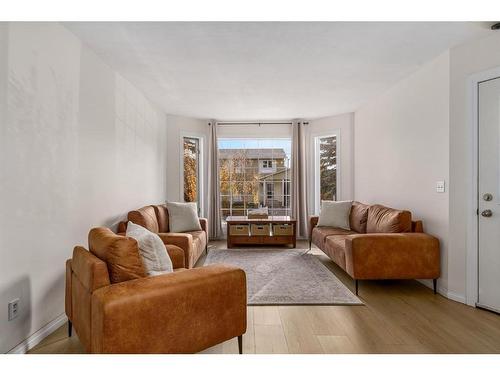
263,160,272,168
314,134,338,212
266,182,274,199
218,138,292,223
183,136,201,213
260,159,276,173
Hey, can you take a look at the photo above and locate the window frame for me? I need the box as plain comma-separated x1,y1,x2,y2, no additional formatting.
282,178,291,207
260,159,275,173
313,131,341,214
180,133,205,216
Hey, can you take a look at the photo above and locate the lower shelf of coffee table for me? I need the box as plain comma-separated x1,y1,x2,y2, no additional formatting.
227,235,296,248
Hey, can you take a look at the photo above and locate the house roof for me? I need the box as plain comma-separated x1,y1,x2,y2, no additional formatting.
219,148,287,159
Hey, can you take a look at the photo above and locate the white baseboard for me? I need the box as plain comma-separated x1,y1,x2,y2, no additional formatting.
442,290,466,304
417,279,433,289
417,279,466,304
7,313,68,354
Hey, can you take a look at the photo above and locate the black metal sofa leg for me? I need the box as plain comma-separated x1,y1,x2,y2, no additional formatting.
355,280,359,295
433,279,437,294
238,335,243,354
68,320,72,337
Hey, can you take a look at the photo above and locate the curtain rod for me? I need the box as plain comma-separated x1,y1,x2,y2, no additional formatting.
216,122,293,126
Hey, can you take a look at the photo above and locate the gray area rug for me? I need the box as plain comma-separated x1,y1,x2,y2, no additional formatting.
204,249,363,305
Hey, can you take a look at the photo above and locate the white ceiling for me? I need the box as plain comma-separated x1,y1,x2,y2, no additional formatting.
64,22,491,120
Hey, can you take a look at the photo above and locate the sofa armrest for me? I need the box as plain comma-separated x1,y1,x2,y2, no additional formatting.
117,221,128,234
344,233,440,280
91,265,247,353
199,217,208,241
165,245,185,269
309,216,319,241
157,233,193,268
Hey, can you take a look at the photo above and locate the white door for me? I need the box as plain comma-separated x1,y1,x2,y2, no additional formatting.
478,76,500,313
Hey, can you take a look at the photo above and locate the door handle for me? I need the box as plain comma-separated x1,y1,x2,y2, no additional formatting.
481,209,493,217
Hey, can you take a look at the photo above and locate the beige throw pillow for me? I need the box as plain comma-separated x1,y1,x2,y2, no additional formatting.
126,221,173,275
317,200,353,230
165,201,202,233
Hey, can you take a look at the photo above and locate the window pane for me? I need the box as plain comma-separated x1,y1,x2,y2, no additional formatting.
319,136,337,201
183,137,199,205
218,138,292,221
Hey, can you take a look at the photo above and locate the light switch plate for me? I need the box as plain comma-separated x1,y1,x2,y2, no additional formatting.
8,298,19,321
436,181,445,193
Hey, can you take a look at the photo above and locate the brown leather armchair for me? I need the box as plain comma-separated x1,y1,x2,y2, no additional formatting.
118,204,208,269
65,227,247,353
309,202,440,295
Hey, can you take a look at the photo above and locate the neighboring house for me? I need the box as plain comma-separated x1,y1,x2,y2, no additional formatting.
219,148,291,216
258,169,291,208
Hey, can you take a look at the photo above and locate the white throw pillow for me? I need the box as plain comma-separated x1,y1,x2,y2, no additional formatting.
165,201,202,233
317,200,353,230
126,221,173,275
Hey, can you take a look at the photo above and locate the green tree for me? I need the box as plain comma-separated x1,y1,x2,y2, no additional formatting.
319,136,337,201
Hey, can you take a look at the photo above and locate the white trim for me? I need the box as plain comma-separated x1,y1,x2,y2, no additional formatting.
7,313,67,354
417,280,466,304
312,130,341,214
443,290,467,304
179,132,205,216
465,65,500,307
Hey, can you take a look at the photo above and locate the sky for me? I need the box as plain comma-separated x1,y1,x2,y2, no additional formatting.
218,138,292,157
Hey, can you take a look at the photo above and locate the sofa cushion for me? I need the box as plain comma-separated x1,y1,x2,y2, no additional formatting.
324,235,349,271
317,200,353,230
88,227,146,283
153,204,170,233
128,206,159,233
349,201,369,233
166,202,202,233
311,227,355,248
366,204,412,233
126,221,173,276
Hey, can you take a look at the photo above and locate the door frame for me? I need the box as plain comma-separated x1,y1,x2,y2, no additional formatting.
466,66,500,306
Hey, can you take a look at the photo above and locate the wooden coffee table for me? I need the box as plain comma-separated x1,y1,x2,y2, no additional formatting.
226,216,297,248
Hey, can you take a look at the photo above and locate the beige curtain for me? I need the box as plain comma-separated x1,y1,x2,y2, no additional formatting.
207,121,222,239
291,120,309,239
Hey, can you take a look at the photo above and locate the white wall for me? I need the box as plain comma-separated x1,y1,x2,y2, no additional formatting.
354,51,450,292
165,115,208,216
306,113,354,214
0,23,168,353
448,32,500,300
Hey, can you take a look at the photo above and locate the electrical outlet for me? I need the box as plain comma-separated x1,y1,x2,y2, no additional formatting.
436,181,446,193
8,298,19,321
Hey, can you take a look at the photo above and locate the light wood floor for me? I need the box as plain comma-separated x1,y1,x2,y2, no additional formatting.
29,240,500,354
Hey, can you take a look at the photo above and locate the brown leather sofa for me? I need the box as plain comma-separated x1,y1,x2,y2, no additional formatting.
309,202,440,295
117,204,208,269
65,227,247,353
